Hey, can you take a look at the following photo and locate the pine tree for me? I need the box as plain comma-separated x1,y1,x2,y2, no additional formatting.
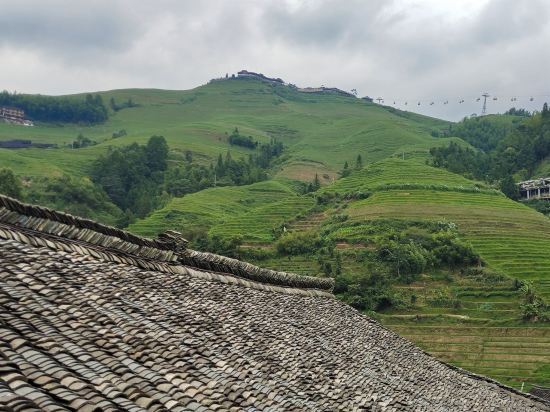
335,252,342,276
356,154,363,169
341,161,350,177
312,173,321,190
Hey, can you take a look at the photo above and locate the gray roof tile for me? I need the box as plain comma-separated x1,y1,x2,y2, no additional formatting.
0,195,548,411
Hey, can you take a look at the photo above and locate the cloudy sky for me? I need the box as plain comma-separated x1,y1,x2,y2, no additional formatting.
1,0,549,120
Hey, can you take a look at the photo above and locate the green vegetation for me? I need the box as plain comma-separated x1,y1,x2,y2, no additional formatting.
0,78,449,182
0,168,22,198
91,135,170,219
228,127,258,149
430,105,550,200
0,79,548,389
0,91,108,123
128,179,313,243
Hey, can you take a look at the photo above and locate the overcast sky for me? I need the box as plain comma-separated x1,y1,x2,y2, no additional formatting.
1,0,549,120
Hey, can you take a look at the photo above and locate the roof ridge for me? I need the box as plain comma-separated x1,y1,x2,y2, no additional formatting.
180,249,334,291
0,195,334,292
0,194,169,250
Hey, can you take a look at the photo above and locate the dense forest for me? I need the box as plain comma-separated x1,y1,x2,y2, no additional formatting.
430,104,550,199
0,91,108,123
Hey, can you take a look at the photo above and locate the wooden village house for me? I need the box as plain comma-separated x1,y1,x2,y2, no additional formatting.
519,177,550,200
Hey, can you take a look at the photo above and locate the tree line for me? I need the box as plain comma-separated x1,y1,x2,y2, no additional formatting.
0,91,108,123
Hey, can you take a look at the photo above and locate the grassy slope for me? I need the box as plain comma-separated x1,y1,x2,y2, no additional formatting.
0,79,450,181
276,159,550,389
2,81,548,389
128,179,314,243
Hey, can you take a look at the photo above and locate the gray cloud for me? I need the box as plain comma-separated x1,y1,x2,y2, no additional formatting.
0,0,549,120
0,1,141,56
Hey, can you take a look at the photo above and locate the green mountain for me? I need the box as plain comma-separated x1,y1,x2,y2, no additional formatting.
0,79,453,179
1,77,548,390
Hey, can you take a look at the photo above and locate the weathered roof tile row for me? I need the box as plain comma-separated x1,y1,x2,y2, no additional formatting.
0,237,547,410
0,195,332,292
0,223,331,298
0,194,548,410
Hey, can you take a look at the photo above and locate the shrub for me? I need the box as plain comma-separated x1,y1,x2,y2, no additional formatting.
377,240,432,283
275,231,321,255
228,128,257,149
428,288,462,309
0,168,22,199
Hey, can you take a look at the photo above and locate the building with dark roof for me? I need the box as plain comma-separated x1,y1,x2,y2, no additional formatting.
0,194,548,411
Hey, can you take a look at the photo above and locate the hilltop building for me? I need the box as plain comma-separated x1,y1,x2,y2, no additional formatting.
0,194,547,410
210,71,359,100
0,106,33,126
519,177,550,200
297,86,355,98
237,70,284,84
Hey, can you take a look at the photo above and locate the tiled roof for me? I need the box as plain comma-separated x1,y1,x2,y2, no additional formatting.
531,386,550,402
0,195,548,411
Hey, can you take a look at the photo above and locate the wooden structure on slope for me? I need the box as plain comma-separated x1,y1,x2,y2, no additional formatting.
0,194,548,410
519,177,550,200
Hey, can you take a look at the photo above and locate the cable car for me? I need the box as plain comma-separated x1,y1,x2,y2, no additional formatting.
492,97,497,101
530,97,534,101
476,98,480,102
418,102,421,106
430,102,434,105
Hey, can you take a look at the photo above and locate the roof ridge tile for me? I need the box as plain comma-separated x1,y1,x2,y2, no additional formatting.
0,195,334,292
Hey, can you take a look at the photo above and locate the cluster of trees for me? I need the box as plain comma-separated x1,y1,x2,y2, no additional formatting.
112,129,127,138
0,91,108,123
519,281,549,322
228,128,257,149
109,97,138,112
340,154,363,177
91,135,285,220
91,136,170,219
430,104,550,199
71,133,97,148
447,115,513,152
267,218,480,312
377,229,479,284
275,230,322,255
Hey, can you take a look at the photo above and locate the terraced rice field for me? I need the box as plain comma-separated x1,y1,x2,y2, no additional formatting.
129,179,305,238
209,196,315,242
337,160,550,388
323,157,490,194
384,322,550,389
347,189,550,299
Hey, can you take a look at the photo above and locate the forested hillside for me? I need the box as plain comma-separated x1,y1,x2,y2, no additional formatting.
0,77,548,390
